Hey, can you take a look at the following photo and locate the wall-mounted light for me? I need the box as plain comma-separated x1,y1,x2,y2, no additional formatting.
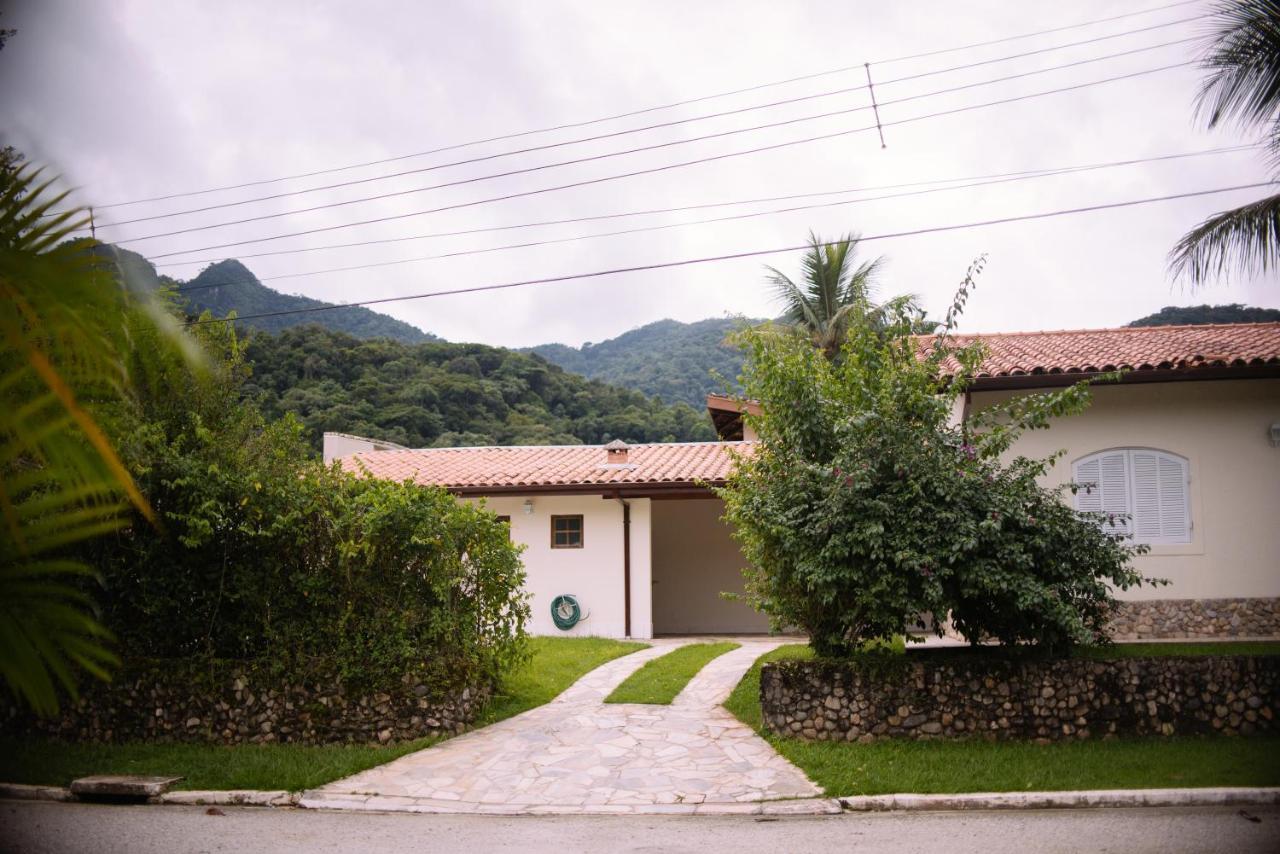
522,498,534,515
1270,423,1280,448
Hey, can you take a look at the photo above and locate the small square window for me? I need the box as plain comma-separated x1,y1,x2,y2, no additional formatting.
495,515,511,526
551,515,583,549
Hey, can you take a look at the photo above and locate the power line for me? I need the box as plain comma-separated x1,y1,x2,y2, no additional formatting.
160,144,1255,270
95,20,1204,229
92,0,1204,211
169,146,1258,292
144,60,1194,260
185,181,1278,327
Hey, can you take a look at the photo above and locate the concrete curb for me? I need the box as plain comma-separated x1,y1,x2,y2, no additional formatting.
838,787,1280,812
158,790,298,807
5,782,1278,815
294,791,845,816
0,783,73,803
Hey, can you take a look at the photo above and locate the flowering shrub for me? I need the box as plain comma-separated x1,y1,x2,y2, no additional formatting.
718,261,1160,657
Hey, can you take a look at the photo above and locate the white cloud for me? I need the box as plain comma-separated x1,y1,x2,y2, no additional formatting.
3,0,1275,347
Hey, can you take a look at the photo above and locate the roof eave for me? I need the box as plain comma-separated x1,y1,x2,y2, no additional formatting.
449,480,723,498
965,362,1280,391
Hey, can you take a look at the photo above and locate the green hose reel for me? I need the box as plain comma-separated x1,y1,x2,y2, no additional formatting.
550,594,583,630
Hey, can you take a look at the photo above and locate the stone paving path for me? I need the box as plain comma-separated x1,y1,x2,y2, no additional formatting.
302,638,823,815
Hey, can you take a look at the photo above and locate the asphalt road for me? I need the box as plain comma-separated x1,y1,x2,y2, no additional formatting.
1,801,1277,854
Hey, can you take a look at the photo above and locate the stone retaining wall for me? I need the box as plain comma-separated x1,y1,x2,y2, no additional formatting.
761,654,1279,743
1109,598,1280,640
1,661,489,746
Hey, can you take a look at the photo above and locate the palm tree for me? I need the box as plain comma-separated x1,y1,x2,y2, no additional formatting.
1170,0,1280,286
766,231,928,358
0,159,196,714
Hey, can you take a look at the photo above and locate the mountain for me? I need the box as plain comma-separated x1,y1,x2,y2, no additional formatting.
1127,304,1280,327
524,317,760,407
180,260,438,344
243,325,716,449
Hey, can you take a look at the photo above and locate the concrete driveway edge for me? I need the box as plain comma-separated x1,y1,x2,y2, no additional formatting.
838,787,1280,812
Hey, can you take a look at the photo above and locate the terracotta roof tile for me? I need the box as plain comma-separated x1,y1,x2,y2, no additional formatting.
340,441,750,491
925,322,1280,378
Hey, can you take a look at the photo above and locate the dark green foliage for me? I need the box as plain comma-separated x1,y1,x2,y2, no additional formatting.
1170,1,1280,285
244,325,717,449
180,259,438,344
91,317,529,695
719,260,1159,658
1126,303,1280,326
524,317,756,406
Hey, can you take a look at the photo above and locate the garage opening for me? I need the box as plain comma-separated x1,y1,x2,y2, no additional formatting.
650,497,770,635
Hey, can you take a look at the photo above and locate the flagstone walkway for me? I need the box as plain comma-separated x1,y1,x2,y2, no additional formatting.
301,638,823,815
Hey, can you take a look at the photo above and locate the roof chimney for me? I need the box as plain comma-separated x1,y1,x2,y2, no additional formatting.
604,439,630,465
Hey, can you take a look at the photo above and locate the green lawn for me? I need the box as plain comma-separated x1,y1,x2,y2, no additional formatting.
0,635,646,792
605,642,739,704
725,643,1280,797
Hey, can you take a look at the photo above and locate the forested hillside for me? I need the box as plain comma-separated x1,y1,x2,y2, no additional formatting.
243,325,716,449
525,317,758,406
182,260,438,344
1127,304,1280,326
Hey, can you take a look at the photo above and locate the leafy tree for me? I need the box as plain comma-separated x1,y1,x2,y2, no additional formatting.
1127,303,1280,326
91,310,530,693
766,231,929,358
525,317,757,406
243,325,716,450
0,163,196,714
1171,1,1280,285
718,259,1159,658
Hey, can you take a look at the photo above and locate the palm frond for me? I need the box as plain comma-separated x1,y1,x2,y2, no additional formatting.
0,158,198,714
763,231,894,356
1169,190,1280,284
1196,1,1280,139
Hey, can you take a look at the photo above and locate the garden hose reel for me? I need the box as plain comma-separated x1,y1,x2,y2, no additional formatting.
551,594,587,630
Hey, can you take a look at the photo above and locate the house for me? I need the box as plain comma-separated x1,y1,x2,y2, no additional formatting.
332,321,1280,641
332,438,767,638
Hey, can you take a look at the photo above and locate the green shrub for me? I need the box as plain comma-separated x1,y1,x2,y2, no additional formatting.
90,309,529,695
718,260,1160,657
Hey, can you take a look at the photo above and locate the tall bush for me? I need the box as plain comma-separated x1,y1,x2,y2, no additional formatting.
92,310,529,695
718,261,1160,657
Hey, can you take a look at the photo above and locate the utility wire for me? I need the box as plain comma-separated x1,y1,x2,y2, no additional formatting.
169,146,1258,292
144,60,1194,259
159,144,1256,270
93,0,1204,210
185,181,1278,327
95,21,1203,229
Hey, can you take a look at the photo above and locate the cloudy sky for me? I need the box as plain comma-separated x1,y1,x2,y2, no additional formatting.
3,0,1277,347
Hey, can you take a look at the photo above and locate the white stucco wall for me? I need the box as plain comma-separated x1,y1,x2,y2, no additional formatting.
651,498,770,634
322,432,405,464
970,378,1280,601
469,494,653,639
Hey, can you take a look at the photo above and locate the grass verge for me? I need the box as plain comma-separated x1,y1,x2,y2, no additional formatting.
725,643,1280,797
605,642,739,704
0,635,646,792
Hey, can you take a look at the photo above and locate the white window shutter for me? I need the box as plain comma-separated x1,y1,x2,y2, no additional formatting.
1073,449,1190,545
1130,451,1161,540
1098,451,1131,535
1074,457,1102,513
1156,452,1190,543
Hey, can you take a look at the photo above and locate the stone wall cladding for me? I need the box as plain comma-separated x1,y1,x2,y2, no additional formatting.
1109,598,1280,640
761,655,1279,743
1,663,490,746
